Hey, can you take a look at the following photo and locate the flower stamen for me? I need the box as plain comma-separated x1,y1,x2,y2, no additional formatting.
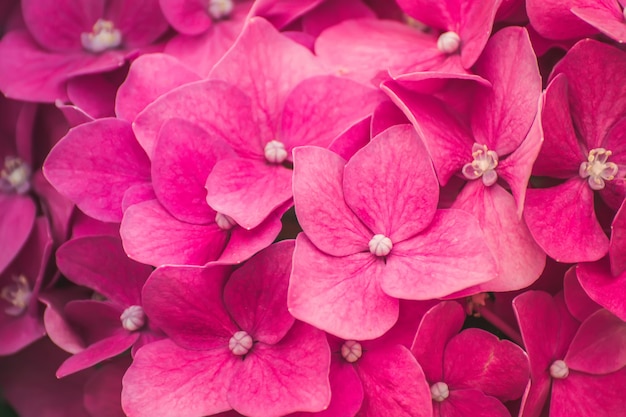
81,19,122,53
1,275,32,316
1,156,31,194
208,0,234,20
462,143,499,186
579,148,618,191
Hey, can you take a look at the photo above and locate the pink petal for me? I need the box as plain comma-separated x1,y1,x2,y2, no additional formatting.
122,339,236,417
444,328,529,401
292,146,371,257
120,199,227,266
65,73,118,119
564,309,626,375
57,331,139,378
356,344,432,417
550,368,626,417
280,75,384,151
382,81,474,185
382,209,496,299
159,0,213,35
524,178,609,263
121,183,156,211
327,116,372,161
44,118,151,222
412,301,465,383
438,389,512,417
371,101,409,137
563,266,601,322
56,236,151,306
250,0,325,29
205,158,293,230
115,53,201,122
577,258,626,321
209,17,325,141
471,27,541,156
229,322,331,416
133,80,257,158
531,74,582,178
571,4,626,43
451,183,545,292
152,118,235,224
224,241,295,345
31,171,75,245
527,0,608,40
105,0,169,47
289,234,399,340
518,374,552,417
300,0,376,37
551,39,626,150
83,356,131,417
40,287,93,355
141,265,237,350
343,124,439,242
0,194,35,273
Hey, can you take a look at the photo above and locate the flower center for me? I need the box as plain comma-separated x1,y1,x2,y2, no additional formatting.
368,234,393,257
215,212,237,230
229,330,253,356
264,140,288,164
120,305,146,331
208,0,234,20
579,148,618,191
430,382,450,402
462,143,499,186
81,19,122,53
1,275,32,317
437,31,461,54
341,340,363,363
1,156,31,194
549,360,569,379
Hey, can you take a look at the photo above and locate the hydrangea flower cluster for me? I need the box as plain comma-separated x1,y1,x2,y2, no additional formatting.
1,1,625,416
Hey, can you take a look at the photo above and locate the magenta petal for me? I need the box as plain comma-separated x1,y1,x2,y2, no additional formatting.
471,27,540,156
223,241,295,345
120,199,227,266
205,159,293,230
280,75,383,150
0,194,35,273
57,331,139,378
292,146,370,257
106,0,169,47
250,0,324,29
229,322,331,416
289,234,399,340
531,74,582,178
383,209,496,299
356,344,432,417
122,339,236,417
142,265,237,349
371,101,409,137
524,178,608,263
83,356,131,417
343,124,439,242
115,53,201,122
159,0,213,35
577,258,626,321
439,389,511,417
44,118,151,222
452,183,545,292
122,183,156,211
526,0,599,40
518,374,552,417
564,309,626,375
550,368,626,417
563,266,601,322
153,118,235,224
444,329,529,401
328,116,372,161
40,287,92,355
218,211,283,264
209,17,325,140
571,5,626,43
412,301,465,383
56,236,151,306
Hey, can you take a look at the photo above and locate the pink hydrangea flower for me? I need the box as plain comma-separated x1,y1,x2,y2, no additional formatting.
289,124,496,340
524,39,626,263
122,241,331,417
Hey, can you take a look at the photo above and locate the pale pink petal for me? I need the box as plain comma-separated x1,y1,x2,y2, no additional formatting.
382,209,496,299
44,118,151,222
229,322,331,416
564,309,626,375
356,345,432,417
524,178,609,263
343,124,439,242
292,146,371,257
122,339,237,417
141,265,237,350
152,118,235,224
205,158,293,230
115,53,201,122
120,199,227,266
452,183,545,292
289,234,398,340
224,241,295,345
412,301,465,383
